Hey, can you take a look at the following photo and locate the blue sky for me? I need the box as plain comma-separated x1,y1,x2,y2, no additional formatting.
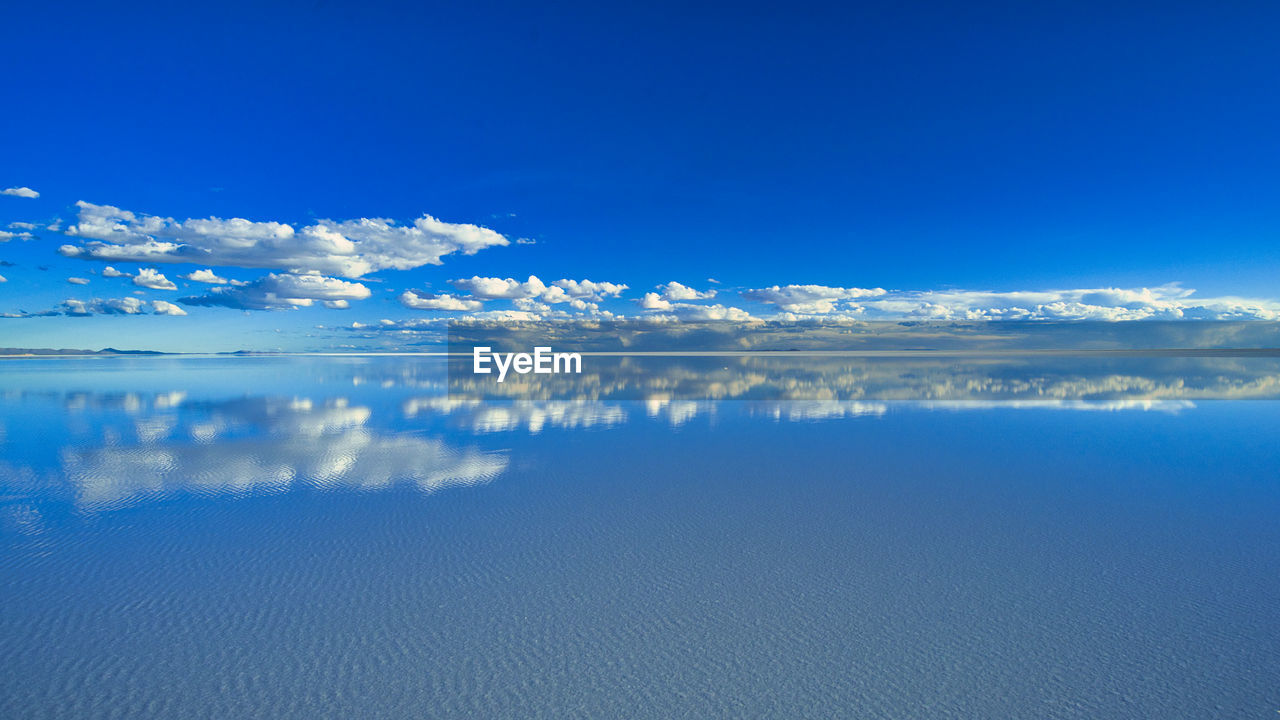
3,0,1280,351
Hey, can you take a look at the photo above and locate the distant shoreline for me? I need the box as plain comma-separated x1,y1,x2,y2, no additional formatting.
5,348,1280,359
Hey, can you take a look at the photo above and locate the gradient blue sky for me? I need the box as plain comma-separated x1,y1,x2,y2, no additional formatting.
3,1,1280,351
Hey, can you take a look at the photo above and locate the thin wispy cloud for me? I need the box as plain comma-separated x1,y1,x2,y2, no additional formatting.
1,187,39,199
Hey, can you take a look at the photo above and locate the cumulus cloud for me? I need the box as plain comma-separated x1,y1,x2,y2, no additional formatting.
458,309,544,322
742,284,888,314
627,282,1280,323
38,297,186,317
101,266,130,278
181,268,232,284
64,297,144,315
0,274,6,283
552,278,629,299
449,275,627,305
639,281,720,312
512,298,555,314
180,272,371,311
132,268,177,290
52,395,508,510
58,201,509,278
0,229,34,242
656,281,716,301
400,291,484,312
833,284,1280,321
346,317,444,333
1,187,39,198
67,277,90,285
647,303,756,322
639,292,672,311
368,309,543,327
151,300,188,316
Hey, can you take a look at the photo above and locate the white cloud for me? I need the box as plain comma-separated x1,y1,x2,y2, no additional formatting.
837,284,1280,321
0,230,34,242
67,277,90,285
657,281,716,301
59,201,509,278
637,282,719,312
8,222,38,230
151,300,188,316
132,268,177,290
63,297,147,316
458,310,543,322
642,303,757,322
180,272,372,311
1,187,39,198
741,284,888,313
379,309,543,325
400,291,484,312
552,278,629,299
101,266,131,278
449,275,627,304
639,292,672,310
635,282,1280,323
450,275,546,299
57,396,507,510
666,303,755,321
0,274,6,283
512,298,554,314
182,268,231,284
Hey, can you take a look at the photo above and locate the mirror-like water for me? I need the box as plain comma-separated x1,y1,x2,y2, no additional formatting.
2,356,1278,718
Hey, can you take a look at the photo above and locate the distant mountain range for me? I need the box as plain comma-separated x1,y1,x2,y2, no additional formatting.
0,347,169,356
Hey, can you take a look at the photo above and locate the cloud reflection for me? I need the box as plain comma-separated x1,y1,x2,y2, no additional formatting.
445,354,1280,404
52,395,507,510
4,354,1280,513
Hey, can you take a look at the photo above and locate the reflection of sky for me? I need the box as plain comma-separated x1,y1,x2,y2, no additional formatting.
1,357,1279,718
3,354,1280,512
446,353,1280,401
2,385,507,511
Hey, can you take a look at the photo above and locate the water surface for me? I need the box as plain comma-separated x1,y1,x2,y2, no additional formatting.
2,356,1278,718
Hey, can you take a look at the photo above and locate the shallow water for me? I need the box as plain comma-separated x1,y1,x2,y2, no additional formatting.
2,356,1278,718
